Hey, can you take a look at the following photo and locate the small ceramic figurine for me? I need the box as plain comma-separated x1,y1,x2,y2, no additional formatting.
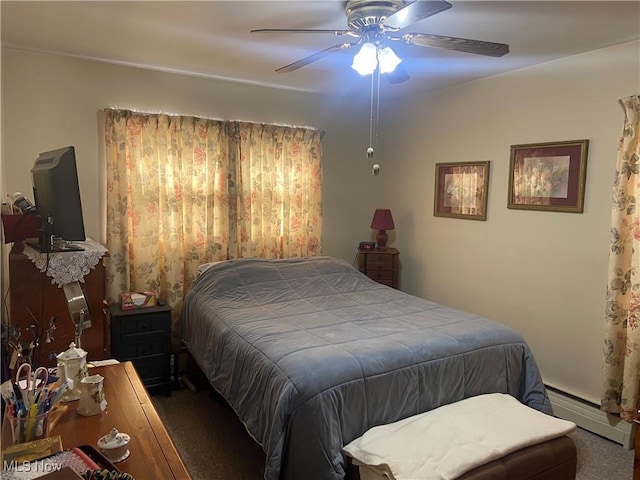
97,428,131,463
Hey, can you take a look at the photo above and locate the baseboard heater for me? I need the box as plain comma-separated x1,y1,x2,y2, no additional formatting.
545,385,635,449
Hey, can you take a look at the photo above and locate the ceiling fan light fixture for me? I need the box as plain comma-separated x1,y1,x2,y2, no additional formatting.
351,42,378,75
378,46,401,74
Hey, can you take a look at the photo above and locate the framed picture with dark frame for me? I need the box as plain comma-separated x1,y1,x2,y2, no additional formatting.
507,139,589,213
434,161,490,221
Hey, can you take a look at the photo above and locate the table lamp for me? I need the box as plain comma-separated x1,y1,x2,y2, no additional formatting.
370,209,395,251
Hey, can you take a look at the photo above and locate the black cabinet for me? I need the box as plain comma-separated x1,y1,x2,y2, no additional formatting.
109,303,172,394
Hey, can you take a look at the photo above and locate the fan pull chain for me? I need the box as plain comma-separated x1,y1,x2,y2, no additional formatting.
368,63,382,176
375,64,381,153
368,69,375,159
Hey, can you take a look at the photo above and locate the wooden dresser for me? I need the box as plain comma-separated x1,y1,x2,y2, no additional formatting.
8,242,108,367
1,362,192,479
357,248,400,289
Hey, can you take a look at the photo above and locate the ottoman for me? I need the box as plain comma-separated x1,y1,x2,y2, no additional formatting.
344,393,577,480
348,435,576,480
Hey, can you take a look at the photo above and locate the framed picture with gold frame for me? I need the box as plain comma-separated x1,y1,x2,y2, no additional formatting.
434,161,490,221
507,139,589,213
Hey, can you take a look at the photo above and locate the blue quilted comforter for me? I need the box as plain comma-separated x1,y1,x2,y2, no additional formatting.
181,256,551,480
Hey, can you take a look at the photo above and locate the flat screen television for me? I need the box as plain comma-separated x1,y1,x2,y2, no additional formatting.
29,146,86,252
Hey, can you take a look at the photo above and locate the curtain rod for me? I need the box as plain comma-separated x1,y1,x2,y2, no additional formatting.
106,107,323,134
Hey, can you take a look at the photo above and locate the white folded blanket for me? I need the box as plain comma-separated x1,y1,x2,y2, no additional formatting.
343,393,576,480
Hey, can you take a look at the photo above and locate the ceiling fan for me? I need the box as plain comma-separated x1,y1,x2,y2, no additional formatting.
251,0,509,82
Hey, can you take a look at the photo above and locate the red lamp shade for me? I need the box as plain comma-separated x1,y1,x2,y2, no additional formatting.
370,209,395,250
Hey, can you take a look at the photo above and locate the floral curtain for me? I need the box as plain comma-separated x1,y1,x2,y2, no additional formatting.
230,122,323,258
104,109,322,331
602,95,640,422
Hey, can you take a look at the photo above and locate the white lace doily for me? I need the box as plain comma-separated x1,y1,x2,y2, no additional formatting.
23,238,108,287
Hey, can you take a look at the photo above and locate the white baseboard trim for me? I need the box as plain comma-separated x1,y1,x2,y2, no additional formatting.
546,387,635,449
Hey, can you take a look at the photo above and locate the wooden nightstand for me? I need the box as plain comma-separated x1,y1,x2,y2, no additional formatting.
109,303,172,394
358,248,399,289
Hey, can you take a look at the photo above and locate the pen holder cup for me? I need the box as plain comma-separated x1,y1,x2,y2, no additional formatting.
5,408,50,445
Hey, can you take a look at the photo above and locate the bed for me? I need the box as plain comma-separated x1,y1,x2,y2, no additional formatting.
181,256,552,480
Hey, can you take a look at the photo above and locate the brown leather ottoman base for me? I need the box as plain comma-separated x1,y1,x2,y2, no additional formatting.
348,435,577,480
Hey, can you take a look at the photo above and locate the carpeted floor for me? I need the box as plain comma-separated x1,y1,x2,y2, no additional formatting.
152,386,635,480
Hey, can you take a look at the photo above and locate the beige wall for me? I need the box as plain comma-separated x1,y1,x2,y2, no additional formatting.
381,41,640,404
0,48,380,265
3,41,639,406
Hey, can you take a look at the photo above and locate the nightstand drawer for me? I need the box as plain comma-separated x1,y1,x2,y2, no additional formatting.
120,315,167,336
367,253,395,265
131,355,169,388
358,255,394,269
115,337,167,360
366,260,394,271
367,270,394,282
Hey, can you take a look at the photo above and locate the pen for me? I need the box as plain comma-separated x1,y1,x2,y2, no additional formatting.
48,382,68,407
41,399,50,435
34,386,48,408
12,383,25,414
26,403,38,442
15,407,22,443
36,392,47,415
12,382,22,403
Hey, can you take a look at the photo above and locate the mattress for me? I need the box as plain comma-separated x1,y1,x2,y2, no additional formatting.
181,256,551,480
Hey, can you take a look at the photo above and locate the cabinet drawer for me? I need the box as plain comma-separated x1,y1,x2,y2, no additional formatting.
130,355,169,387
375,278,395,287
114,337,167,360
367,271,393,282
366,260,394,271
120,315,167,336
367,253,395,265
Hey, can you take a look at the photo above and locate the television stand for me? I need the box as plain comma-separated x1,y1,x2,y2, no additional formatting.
26,241,85,253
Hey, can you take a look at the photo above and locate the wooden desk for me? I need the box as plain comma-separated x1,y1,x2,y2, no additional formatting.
7,362,192,479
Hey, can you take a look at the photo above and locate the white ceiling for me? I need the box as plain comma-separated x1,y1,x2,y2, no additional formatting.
2,1,639,99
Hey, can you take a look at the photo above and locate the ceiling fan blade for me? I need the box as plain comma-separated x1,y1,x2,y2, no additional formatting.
276,42,357,73
251,28,351,36
382,0,452,31
403,32,509,57
385,63,410,84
